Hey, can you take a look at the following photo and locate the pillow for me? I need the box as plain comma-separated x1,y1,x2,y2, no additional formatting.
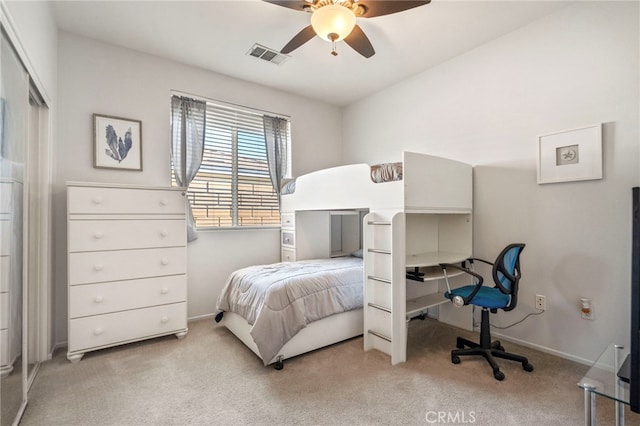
351,248,363,258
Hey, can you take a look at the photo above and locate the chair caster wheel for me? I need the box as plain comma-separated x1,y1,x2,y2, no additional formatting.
494,371,505,381
523,363,534,372
496,345,505,352
452,355,461,364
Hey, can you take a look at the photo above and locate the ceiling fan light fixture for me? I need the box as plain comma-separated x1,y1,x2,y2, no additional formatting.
310,4,356,42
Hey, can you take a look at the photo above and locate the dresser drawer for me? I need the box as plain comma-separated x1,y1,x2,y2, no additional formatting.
281,213,295,229
68,219,186,252
0,292,7,329
68,302,187,353
281,231,295,247
68,186,185,215
0,256,8,292
281,248,296,262
0,220,10,256
0,182,13,214
69,275,186,318
0,329,8,365
68,247,186,285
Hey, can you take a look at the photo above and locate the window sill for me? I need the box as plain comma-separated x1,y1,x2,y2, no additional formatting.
195,225,281,232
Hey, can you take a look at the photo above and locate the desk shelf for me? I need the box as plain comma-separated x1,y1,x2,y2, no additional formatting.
406,292,450,319
406,251,469,268
406,265,466,283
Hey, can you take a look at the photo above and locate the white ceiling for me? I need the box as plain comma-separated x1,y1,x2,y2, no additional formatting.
51,0,569,106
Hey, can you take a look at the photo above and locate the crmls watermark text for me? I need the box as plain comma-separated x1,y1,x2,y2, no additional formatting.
425,411,476,424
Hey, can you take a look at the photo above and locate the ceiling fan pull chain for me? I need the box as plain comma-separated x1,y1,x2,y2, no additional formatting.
329,32,339,56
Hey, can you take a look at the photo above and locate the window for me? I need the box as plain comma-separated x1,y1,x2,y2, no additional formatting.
172,99,290,228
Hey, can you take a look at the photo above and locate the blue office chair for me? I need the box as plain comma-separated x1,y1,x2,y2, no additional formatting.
439,243,534,381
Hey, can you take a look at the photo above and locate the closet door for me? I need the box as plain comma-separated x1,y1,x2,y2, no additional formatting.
0,26,29,426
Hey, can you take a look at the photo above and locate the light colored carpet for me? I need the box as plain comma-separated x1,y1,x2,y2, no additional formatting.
19,317,640,425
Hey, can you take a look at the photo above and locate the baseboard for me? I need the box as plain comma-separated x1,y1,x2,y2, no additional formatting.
50,340,67,359
491,331,594,366
188,313,216,322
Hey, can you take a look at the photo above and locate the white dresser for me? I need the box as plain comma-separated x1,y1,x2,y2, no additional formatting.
0,179,22,377
66,182,188,363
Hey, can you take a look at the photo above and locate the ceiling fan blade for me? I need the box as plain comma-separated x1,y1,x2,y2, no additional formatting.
357,0,430,18
262,1,315,12
344,25,375,58
281,25,317,54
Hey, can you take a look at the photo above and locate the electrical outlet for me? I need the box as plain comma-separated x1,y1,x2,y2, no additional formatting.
581,298,594,320
535,294,546,311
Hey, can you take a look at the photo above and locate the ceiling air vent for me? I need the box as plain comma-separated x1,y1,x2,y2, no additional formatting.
247,43,290,65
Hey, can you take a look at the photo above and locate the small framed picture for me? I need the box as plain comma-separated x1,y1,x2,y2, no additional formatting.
537,123,602,184
93,114,142,171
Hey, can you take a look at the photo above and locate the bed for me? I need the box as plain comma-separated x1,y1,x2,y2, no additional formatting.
216,256,364,368
218,152,473,366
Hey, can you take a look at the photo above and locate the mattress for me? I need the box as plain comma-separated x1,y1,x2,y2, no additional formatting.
216,256,363,364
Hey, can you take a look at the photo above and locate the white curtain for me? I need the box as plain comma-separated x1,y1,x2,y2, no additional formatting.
262,115,288,196
171,96,206,242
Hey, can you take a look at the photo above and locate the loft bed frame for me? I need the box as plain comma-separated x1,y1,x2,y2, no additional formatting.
280,151,471,214
221,152,473,367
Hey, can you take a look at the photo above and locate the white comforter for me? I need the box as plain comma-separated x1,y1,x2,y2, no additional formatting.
216,257,363,364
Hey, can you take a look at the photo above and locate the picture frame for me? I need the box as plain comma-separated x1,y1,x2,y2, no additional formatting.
537,123,602,184
93,113,142,171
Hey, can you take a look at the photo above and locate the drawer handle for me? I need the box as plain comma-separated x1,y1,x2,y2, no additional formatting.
161,258,169,266
93,232,103,239
161,316,169,324
93,327,103,336
161,287,169,295
91,197,103,205
94,295,104,303
160,230,169,238
94,264,103,272
160,198,168,206
284,238,290,243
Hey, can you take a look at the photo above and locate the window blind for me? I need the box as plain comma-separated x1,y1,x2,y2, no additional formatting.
174,100,287,228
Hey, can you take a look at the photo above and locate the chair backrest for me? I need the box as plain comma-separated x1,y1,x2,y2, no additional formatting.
492,243,525,311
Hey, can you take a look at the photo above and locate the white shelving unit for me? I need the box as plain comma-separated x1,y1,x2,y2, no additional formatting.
281,209,364,262
363,210,473,365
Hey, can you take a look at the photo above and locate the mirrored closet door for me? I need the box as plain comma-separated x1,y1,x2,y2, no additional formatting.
0,25,28,426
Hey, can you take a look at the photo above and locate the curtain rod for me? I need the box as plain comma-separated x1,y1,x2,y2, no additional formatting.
171,89,291,120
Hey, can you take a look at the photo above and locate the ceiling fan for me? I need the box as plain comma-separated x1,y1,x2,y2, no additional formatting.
263,0,430,58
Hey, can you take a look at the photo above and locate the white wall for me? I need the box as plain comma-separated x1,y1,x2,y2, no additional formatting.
343,2,639,363
2,0,58,103
54,32,343,345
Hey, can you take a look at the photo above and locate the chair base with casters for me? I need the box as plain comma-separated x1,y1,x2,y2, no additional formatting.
451,308,534,381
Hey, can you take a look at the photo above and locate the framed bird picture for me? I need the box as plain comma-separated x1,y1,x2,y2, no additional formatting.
93,113,142,171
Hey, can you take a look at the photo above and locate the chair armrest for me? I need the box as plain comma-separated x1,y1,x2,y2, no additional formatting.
439,263,484,306
468,257,493,267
